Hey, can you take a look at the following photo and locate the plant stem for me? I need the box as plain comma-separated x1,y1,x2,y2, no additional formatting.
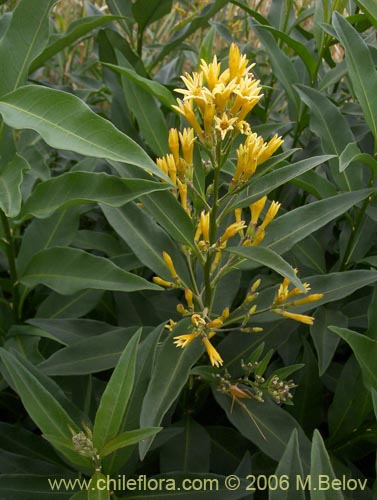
0,209,20,323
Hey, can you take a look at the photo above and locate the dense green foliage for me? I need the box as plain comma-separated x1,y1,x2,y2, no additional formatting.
0,0,376,498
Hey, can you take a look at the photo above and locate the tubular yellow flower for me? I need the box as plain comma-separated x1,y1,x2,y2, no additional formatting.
165,319,177,331
175,72,206,110
207,318,223,329
259,201,281,230
177,179,188,212
153,277,174,287
212,80,237,114
172,99,203,137
231,77,262,115
287,282,311,299
179,128,195,165
166,153,177,185
162,251,178,280
234,208,242,224
228,42,254,80
168,128,180,163
200,210,210,242
184,288,194,309
214,112,238,140
202,336,223,367
220,221,247,243
191,313,206,327
274,309,315,325
257,134,284,165
288,294,324,307
236,120,252,135
156,156,168,176
200,56,221,90
203,100,215,136
251,227,265,246
194,220,202,242
250,196,267,225
176,303,187,315
174,331,200,348
221,307,230,320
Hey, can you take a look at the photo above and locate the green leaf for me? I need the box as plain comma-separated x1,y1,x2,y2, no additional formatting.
117,54,169,157
21,172,168,219
160,419,210,473
101,427,162,457
226,246,305,291
20,247,160,294
93,329,141,451
101,203,190,283
354,0,377,28
213,392,311,466
0,474,74,499
262,189,375,255
132,0,172,31
251,20,301,117
0,349,89,468
0,86,170,182
310,308,347,375
333,12,377,141
0,0,56,96
310,430,343,499
139,326,204,459
270,430,305,499
104,324,164,474
231,155,334,209
88,472,109,500
103,63,176,108
17,207,80,276
0,154,30,218
257,25,317,81
30,16,123,73
295,84,360,191
339,142,377,174
329,326,377,390
328,356,373,444
38,327,137,375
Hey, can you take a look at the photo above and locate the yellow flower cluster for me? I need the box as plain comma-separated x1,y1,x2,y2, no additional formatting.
151,44,323,368
173,308,230,368
272,272,323,325
172,44,261,143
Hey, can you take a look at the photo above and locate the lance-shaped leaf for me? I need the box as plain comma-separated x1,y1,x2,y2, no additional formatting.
262,189,375,255
103,63,176,108
89,472,109,500
226,246,305,291
0,349,90,469
30,15,123,73
231,155,334,209
310,430,343,499
329,326,377,390
93,329,141,451
139,325,204,459
21,172,169,219
20,247,160,295
214,392,311,467
0,0,56,96
0,86,170,182
333,12,377,141
295,85,361,191
100,428,162,457
0,154,30,218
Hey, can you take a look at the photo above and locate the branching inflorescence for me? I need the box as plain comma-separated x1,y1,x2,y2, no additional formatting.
153,44,323,369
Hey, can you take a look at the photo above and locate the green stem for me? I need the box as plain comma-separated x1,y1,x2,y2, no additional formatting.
0,209,20,323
